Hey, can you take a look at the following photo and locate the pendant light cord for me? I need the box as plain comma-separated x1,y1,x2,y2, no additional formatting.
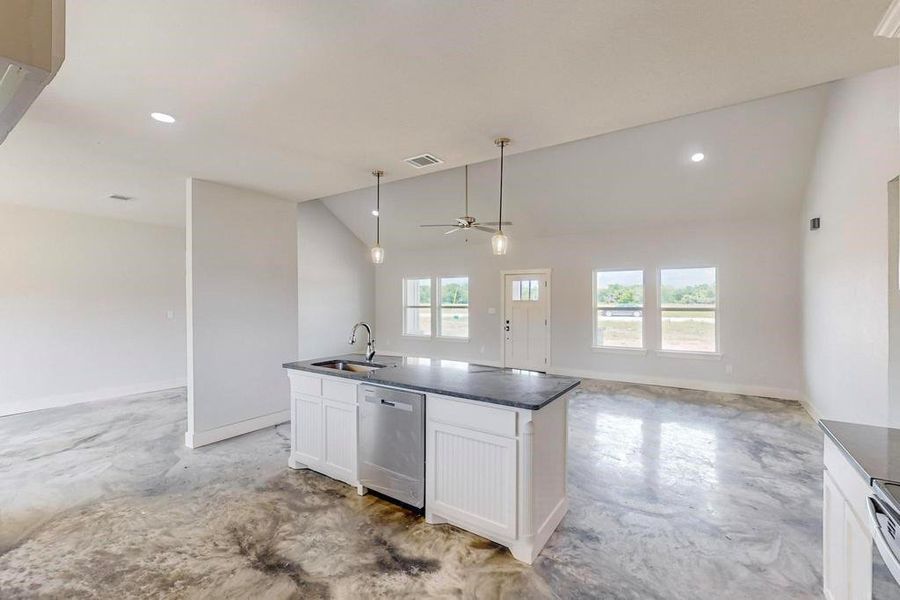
376,171,381,245
498,142,504,233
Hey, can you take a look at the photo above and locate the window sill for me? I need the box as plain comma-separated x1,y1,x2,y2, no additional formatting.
436,336,470,343
591,346,647,356
401,334,432,340
655,350,722,360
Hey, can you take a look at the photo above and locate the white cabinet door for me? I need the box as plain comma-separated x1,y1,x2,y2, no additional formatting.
823,467,874,600
294,394,323,468
823,469,847,600
844,504,872,600
322,398,357,485
427,420,517,540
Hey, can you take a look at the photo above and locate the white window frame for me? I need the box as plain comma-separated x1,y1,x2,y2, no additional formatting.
437,275,470,341
401,276,434,338
591,269,646,354
655,266,721,358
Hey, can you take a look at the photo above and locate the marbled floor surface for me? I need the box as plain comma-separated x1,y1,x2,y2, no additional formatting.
0,381,823,599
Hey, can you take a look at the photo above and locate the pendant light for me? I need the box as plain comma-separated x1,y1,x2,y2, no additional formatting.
491,137,510,255
371,170,385,264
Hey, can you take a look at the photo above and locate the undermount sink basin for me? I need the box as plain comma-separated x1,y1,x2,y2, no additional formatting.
311,360,386,373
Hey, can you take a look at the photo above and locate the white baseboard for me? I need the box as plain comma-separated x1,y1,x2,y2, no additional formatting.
798,395,822,423
548,366,802,402
1,378,187,417
185,409,290,449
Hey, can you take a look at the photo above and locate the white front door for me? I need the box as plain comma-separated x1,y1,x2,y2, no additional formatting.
503,273,549,371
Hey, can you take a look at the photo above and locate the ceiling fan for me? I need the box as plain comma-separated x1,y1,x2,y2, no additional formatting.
419,165,512,235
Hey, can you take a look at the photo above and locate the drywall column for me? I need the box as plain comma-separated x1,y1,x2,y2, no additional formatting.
186,179,298,448
802,66,899,426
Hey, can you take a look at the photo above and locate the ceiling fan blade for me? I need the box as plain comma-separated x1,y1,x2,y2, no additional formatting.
477,221,513,226
474,225,498,233
420,224,459,227
444,228,461,235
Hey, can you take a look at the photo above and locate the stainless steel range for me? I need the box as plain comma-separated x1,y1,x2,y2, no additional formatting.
869,480,900,599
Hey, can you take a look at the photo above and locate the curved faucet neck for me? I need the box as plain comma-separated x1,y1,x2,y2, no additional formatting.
349,322,376,361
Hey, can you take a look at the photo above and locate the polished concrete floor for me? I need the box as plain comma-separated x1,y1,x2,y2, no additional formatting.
0,380,823,599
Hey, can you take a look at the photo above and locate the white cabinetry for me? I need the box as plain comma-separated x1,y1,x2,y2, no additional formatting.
425,391,570,564
322,398,356,483
429,421,518,539
285,366,573,565
822,437,872,600
293,394,323,465
287,371,360,489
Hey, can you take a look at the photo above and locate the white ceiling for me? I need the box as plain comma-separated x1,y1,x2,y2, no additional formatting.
0,0,895,226
323,82,833,249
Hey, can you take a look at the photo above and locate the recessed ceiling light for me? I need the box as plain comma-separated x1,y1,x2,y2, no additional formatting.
151,112,175,124
691,152,705,162
371,209,379,216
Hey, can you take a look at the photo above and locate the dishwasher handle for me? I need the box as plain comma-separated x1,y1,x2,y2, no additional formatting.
364,394,414,412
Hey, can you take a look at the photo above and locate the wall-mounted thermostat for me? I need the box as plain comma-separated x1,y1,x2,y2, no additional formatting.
810,217,821,231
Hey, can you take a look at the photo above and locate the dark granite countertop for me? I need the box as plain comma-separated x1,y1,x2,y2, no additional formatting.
282,354,580,410
820,419,900,484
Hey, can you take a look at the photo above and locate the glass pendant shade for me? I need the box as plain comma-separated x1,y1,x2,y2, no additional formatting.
491,232,509,256
371,244,384,264
492,137,511,257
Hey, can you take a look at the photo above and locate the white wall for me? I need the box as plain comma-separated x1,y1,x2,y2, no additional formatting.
803,66,900,426
889,179,900,424
377,215,802,399
297,200,374,359
0,203,185,416
186,179,298,447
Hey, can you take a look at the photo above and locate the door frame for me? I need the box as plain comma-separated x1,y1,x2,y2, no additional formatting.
500,268,552,370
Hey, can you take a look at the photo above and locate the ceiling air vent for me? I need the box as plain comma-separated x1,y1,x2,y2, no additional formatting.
404,153,443,169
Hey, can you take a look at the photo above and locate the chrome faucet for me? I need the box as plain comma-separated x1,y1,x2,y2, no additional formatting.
349,322,376,362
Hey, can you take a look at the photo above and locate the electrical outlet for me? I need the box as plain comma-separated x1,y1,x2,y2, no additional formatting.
725,364,733,375
488,307,497,315
166,310,174,320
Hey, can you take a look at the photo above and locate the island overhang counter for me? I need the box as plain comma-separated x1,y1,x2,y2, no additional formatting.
282,354,580,564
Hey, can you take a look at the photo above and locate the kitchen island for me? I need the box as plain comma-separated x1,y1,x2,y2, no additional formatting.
282,354,580,564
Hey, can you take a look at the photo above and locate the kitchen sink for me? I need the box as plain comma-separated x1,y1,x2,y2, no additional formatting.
311,360,386,373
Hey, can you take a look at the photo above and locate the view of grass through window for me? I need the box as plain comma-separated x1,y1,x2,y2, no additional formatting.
403,278,432,336
660,267,717,352
594,270,644,348
439,277,469,338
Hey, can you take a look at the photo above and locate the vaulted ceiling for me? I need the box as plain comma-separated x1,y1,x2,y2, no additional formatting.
0,0,895,227
323,82,833,249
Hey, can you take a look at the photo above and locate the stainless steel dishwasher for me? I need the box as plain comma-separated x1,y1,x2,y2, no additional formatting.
358,384,425,508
